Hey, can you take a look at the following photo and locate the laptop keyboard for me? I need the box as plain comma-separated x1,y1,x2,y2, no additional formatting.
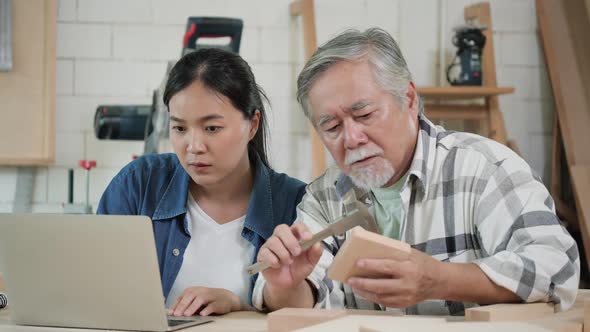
168,319,193,327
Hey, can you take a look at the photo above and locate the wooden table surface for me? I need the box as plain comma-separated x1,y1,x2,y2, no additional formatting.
0,310,267,332
1,290,588,332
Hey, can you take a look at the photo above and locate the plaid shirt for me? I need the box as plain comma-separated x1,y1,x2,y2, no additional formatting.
253,116,580,314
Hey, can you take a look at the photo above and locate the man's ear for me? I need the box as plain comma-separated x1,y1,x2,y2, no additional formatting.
249,110,261,140
406,81,419,117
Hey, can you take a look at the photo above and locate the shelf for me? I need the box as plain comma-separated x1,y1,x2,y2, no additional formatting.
417,86,515,99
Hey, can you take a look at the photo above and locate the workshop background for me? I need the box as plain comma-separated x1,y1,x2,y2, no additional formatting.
0,0,550,213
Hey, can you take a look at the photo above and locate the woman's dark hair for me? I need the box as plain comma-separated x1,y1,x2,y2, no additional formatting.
163,48,270,168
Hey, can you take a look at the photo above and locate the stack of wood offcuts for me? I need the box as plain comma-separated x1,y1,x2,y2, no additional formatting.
268,291,590,332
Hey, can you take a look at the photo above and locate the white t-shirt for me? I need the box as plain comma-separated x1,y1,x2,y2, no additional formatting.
165,194,255,308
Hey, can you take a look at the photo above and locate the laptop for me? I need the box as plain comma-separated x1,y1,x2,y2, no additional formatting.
0,214,213,331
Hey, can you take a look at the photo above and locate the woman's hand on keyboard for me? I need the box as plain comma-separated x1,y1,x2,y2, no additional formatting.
167,287,241,316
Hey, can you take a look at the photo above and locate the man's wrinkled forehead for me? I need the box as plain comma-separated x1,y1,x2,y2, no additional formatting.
314,100,373,127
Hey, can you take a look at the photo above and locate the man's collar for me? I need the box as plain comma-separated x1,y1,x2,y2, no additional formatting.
334,115,438,200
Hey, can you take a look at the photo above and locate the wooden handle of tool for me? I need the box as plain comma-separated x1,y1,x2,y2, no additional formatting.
245,228,333,275
246,261,270,275
299,228,332,251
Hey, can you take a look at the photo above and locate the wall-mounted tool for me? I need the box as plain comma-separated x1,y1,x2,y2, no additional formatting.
182,17,242,55
94,104,153,141
446,24,486,86
93,17,243,155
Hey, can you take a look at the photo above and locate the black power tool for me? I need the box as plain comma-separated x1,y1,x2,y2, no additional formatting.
446,25,486,86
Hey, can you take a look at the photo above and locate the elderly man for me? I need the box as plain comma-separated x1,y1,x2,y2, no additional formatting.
252,28,579,315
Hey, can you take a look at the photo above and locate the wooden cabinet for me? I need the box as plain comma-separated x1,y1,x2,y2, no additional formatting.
0,0,56,166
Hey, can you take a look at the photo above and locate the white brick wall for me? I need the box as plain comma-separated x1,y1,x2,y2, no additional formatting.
240,27,261,63
57,23,111,59
399,0,440,86
56,60,74,95
0,168,17,203
366,0,399,35
260,28,290,63
113,25,185,61
315,0,368,45
501,33,543,66
57,0,76,22
0,0,555,212
77,0,152,23
75,60,166,96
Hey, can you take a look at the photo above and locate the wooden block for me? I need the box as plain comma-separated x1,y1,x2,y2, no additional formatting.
267,308,402,332
344,309,402,317
267,308,348,332
0,272,4,291
359,321,559,332
465,302,555,321
528,307,583,332
327,226,411,283
584,299,590,332
294,315,447,332
297,315,570,332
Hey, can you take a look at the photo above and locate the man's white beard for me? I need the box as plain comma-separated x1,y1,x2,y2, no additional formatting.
345,146,395,190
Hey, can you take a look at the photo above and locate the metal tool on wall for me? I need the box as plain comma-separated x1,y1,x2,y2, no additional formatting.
93,17,243,155
446,24,486,86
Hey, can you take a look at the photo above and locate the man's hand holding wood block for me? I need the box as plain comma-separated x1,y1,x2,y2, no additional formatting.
327,226,411,282
327,226,445,308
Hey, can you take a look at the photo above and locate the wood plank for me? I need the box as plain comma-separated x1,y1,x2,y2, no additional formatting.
289,0,325,177
417,86,514,99
298,315,553,332
538,0,590,273
537,0,590,165
551,118,580,232
527,308,583,332
570,165,590,267
563,0,590,103
584,299,590,332
465,302,555,322
267,308,402,332
268,308,347,332
295,315,448,332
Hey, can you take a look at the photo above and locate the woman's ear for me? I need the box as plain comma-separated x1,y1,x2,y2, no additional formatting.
249,110,261,140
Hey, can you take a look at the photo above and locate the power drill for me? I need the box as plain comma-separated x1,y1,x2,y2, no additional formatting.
446,25,486,86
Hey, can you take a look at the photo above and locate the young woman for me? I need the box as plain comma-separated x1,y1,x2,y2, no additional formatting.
97,48,306,317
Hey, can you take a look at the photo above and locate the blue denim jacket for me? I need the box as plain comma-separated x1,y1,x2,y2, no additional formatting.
96,153,306,304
